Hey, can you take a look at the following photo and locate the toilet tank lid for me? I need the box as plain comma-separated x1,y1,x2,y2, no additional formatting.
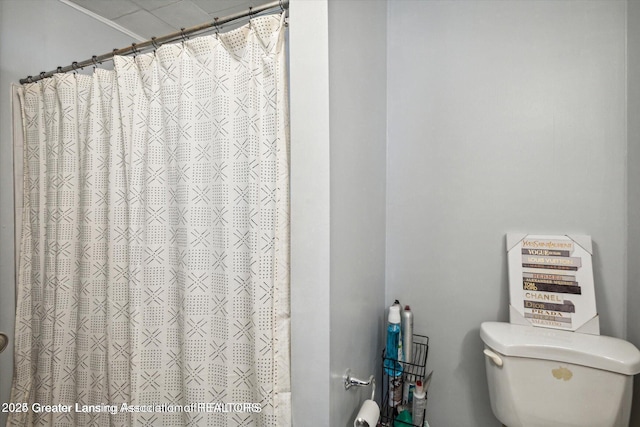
480,322,640,375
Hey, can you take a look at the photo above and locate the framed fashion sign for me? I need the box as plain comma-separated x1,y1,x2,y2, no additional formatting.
507,234,599,334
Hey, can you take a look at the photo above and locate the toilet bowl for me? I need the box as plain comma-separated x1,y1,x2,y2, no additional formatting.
480,321,640,427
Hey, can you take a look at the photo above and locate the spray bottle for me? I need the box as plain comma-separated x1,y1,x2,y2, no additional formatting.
384,304,403,407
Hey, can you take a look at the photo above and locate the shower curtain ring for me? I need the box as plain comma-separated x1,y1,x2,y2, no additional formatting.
248,6,254,27
180,28,188,42
39,72,46,79
27,76,33,83
71,62,79,73
131,43,139,57
151,37,159,51
92,55,99,69
213,17,220,39
57,66,63,74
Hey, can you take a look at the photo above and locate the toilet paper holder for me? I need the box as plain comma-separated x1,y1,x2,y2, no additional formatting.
344,369,376,401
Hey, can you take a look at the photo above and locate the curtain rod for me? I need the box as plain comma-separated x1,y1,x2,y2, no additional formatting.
20,0,289,84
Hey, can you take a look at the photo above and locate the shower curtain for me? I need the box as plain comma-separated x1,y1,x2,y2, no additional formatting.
9,14,290,427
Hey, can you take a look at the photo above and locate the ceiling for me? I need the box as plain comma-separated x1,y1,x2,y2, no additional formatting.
63,0,273,41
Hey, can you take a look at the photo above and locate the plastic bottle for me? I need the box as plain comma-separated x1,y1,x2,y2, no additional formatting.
384,304,403,407
412,380,427,426
402,305,413,364
402,377,415,405
393,300,404,362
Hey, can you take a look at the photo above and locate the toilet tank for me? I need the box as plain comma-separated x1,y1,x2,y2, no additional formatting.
480,322,640,427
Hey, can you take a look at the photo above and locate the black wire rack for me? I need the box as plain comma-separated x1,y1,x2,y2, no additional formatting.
380,335,429,427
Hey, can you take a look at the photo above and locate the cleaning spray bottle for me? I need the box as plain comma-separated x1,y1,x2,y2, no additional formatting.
384,303,403,407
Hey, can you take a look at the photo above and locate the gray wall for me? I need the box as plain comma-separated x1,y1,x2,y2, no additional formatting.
386,1,628,426
0,2,134,426
628,0,640,424
328,1,387,426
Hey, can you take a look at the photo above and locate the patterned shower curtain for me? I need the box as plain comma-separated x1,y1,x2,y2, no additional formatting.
9,14,290,427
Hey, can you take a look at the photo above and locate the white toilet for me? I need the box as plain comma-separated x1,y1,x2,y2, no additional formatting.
480,321,640,427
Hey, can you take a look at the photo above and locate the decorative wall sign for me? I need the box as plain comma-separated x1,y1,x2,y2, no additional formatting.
507,234,598,334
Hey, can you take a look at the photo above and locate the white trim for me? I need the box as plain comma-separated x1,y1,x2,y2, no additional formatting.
57,0,146,42
289,0,331,425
